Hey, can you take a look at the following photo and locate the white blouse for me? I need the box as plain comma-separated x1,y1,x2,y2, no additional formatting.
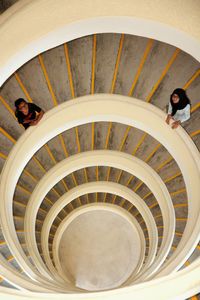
168,102,190,123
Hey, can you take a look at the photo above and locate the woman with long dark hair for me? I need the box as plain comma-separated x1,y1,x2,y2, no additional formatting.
166,88,191,129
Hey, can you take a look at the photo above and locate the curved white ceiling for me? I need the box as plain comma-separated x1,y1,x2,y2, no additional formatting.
0,0,200,85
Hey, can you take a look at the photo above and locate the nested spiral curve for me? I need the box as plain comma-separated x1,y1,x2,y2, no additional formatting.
0,95,199,295
2,0,199,298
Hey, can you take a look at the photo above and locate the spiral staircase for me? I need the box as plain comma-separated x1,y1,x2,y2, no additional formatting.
0,1,200,299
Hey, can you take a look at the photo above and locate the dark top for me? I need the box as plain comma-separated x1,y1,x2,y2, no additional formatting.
15,103,42,129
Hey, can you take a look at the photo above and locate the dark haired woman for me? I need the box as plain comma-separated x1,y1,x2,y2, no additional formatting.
165,88,191,129
15,98,44,129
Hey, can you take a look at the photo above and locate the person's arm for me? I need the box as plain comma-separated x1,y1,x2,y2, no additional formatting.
23,119,34,124
28,103,44,126
171,120,181,129
166,102,172,124
171,105,190,129
30,109,44,125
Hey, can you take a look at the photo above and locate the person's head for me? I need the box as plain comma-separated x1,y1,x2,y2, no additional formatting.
171,93,180,104
170,88,191,116
15,98,29,115
170,88,189,104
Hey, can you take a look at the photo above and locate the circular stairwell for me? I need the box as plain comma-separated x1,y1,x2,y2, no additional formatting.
0,1,200,299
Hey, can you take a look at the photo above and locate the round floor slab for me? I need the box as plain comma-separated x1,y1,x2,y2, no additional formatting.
58,209,142,291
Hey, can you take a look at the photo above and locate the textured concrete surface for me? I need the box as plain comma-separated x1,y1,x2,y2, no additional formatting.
58,210,141,291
